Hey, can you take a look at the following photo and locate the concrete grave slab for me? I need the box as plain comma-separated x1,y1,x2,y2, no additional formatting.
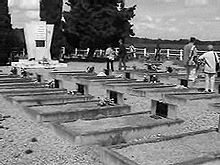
0,82,45,89
51,113,183,146
163,92,220,106
0,74,19,78
0,77,33,83
8,93,94,106
114,131,220,165
74,77,135,97
105,82,170,94
25,100,131,122
2,88,67,97
0,87,67,95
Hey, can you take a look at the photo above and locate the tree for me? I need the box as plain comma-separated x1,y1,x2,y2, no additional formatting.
40,0,65,59
0,0,12,65
63,0,136,59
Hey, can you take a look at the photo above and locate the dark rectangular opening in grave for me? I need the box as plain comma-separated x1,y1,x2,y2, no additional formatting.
104,69,109,76
156,101,168,118
110,91,118,104
54,79,59,88
125,72,130,79
77,84,84,95
218,85,220,94
217,71,220,78
37,74,41,82
180,79,188,87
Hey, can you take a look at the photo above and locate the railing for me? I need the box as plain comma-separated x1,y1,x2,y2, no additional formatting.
63,47,220,60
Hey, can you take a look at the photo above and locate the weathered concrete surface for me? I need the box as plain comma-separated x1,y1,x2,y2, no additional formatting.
51,114,183,146
0,82,45,89
8,94,94,106
104,82,166,94
129,86,197,97
75,77,136,98
163,92,220,106
0,77,34,83
0,74,19,78
115,131,220,165
0,87,67,95
26,101,131,122
96,146,139,165
2,89,67,97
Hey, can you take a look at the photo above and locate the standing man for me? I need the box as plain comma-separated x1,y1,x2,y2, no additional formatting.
154,43,161,61
199,45,219,92
183,37,198,81
105,44,115,72
118,39,127,70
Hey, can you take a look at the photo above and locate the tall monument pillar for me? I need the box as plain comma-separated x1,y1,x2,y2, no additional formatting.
24,21,54,61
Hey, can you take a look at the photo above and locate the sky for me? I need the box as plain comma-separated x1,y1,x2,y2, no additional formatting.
8,0,220,41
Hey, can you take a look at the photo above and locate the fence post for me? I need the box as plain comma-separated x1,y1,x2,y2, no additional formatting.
154,48,157,55
100,49,103,57
75,48,78,56
180,49,183,61
144,48,147,57
167,49,170,59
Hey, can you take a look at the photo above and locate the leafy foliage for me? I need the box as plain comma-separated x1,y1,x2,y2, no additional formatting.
0,0,12,65
63,0,136,58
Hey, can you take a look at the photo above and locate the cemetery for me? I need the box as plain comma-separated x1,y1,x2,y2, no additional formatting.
1,57,220,165
1,1,220,165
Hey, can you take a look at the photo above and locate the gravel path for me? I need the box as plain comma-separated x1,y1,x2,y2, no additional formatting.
0,95,103,165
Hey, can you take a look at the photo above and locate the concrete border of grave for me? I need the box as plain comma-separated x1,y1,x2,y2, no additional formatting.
50,114,184,146
95,146,139,165
8,94,94,106
163,92,220,105
106,129,219,165
151,99,178,119
0,82,46,89
0,88,67,95
208,103,220,133
29,103,131,122
0,77,34,83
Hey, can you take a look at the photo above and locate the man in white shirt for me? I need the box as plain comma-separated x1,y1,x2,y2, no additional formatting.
105,45,115,72
199,45,219,92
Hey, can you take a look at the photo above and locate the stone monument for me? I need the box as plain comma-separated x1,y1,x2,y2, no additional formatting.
24,21,53,61
12,21,67,68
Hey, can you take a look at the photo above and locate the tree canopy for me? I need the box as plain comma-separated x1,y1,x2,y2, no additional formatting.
63,0,136,58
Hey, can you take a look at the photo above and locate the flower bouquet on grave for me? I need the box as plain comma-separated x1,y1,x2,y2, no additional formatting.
97,97,115,106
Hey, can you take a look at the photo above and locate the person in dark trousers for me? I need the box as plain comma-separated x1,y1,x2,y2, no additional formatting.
183,37,198,82
154,43,161,61
118,39,127,70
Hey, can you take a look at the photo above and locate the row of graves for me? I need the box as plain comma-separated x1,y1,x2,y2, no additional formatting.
1,61,220,165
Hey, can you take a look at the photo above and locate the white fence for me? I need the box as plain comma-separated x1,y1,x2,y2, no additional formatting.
65,47,220,60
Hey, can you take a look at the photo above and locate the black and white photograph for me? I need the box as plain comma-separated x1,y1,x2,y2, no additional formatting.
0,0,220,164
